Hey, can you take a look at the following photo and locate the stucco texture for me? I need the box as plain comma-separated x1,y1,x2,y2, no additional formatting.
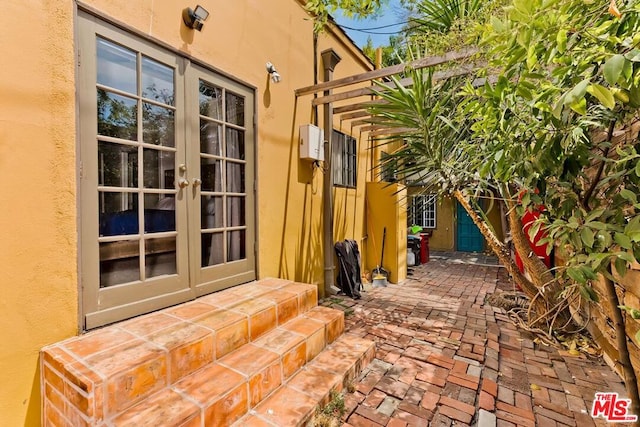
0,1,78,425
0,0,374,423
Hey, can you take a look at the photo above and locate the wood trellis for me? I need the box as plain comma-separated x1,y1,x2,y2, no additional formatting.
295,48,480,136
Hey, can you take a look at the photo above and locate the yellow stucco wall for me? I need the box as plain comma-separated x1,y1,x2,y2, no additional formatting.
430,196,456,251
485,193,505,243
365,182,407,284
0,1,78,425
0,1,372,423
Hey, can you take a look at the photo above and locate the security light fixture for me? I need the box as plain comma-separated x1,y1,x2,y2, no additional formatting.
183,5,209,31
266,62,282,83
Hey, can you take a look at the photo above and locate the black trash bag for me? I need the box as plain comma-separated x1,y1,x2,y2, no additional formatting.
334,239,362,299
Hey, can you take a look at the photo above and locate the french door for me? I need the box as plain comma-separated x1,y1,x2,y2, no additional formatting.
188,66,256,296
78,12,255,329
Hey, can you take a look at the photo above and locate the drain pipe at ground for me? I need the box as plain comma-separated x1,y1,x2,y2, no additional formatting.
321,48,341,297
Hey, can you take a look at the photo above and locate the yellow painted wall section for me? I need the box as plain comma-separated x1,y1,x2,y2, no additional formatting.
0,1,78,425
485,194,505,243
365,182,407,283
0,0,372,422
431,196,455,251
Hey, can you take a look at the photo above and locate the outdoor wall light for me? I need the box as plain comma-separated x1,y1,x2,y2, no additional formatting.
266,62,282,83
182,5,209,31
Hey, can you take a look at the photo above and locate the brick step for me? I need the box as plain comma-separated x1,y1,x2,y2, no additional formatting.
236,334,376,426
41,278,324,426
113,334,375,426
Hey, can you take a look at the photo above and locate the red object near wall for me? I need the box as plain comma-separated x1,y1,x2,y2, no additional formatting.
420,233,430,263
515,208,551,274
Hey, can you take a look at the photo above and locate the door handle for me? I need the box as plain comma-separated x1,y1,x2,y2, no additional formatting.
193,178,202,187
178,178,190,188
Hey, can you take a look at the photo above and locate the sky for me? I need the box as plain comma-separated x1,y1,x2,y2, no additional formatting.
333,0,406,48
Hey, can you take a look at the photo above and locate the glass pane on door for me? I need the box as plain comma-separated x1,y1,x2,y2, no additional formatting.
145,237,177,278
202,232,224,266
100,240,140,286
99,192,138,236
226,128,244,159
143,149,175,189
201,196,223,229
97,38,137,94
143,104,175,147
227,197,245,227
99,141,138,187
198,79,248,268
97,90,137,140
199,82,222,119
142,56,175,105
228,230,246,262
95,35,178,288
201,121,222,155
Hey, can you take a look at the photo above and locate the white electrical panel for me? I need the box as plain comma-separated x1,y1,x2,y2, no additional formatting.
299,124,325,161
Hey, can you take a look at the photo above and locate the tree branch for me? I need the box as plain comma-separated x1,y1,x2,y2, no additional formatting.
582,120,615,211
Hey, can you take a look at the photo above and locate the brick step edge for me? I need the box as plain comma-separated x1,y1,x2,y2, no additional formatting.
97,334,374,427
233,334,376,427
40,279,324,426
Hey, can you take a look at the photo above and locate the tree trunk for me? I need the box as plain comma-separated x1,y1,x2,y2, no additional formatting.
503,194,574,329
504,195,555,293
453,190,548,318
603,266,640,424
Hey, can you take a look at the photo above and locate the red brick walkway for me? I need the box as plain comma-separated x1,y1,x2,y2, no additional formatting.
322,254,631,427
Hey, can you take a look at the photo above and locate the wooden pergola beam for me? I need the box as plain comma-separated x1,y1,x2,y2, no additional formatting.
333,99,388,114
312,64,480,107
350,119,376,127
351,116,384,127
295,48,478,96
357,125,380,132
368,127,415,137
312,85,376,107
340,110,370,120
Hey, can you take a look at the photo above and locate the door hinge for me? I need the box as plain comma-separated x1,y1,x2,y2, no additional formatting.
79,161,83,179
77,49,81,67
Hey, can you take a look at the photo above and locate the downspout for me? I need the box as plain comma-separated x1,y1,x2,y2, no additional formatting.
313,32,319,125
321,48,341,297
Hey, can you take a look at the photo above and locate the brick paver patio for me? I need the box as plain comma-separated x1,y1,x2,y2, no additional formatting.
322,252,631,427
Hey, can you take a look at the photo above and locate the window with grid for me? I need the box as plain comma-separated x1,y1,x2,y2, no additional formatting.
332,130,357,188
408,195,437,228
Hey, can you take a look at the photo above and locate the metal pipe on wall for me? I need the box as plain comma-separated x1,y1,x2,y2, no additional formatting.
321,48,341,297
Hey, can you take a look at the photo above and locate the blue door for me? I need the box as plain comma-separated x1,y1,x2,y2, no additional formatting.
456,201,484,252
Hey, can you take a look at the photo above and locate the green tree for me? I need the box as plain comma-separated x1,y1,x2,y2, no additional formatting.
362,35,406,66
411,0,484,33
462,0,640,414
304,0,388,32
368,65,556,323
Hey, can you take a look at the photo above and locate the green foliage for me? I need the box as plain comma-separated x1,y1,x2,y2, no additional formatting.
368,67,480,196
412,0,485,33
304,0,388,32
372,0,640,300
405,0,507,57
313,390,346,426
458,0,640,290
363,35,406,67
620,305,640,319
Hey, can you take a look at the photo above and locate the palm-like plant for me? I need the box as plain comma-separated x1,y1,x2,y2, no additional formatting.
367,68,550,316
412,0,484,33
